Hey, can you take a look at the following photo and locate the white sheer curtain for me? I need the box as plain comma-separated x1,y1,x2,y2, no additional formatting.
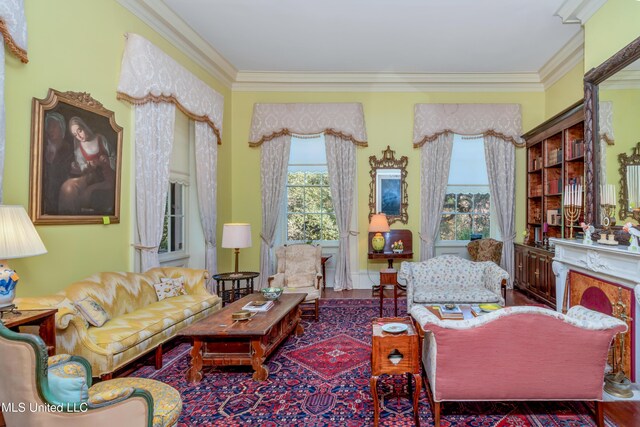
419,133,454,260
484,135,515,287
325,133,357,291
0,0,28,202
195,122,218,285
258,135,292,289
134,102,176,271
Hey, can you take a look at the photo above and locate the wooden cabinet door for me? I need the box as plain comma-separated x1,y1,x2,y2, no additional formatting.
514,245,528,290
543,253,556,304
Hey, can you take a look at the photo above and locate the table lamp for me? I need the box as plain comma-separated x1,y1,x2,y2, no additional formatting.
222,223,252,276
0,205,47,311
369,213,390,253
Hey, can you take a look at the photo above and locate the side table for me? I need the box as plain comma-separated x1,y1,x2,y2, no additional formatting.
379,268,400,317
1,308,58,356
371,317,421,427
213,271,259,305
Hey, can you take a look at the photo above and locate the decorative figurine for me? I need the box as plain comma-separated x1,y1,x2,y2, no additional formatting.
580,222,594,245
623,222,640,252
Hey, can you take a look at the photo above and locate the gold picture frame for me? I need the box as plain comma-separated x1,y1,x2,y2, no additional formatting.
29,89,123,225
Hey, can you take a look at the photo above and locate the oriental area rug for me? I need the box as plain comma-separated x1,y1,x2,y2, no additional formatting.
132,298,615,426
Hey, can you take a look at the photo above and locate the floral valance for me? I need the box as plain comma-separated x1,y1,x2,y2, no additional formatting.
0,0,28,63
117,33,224,144
248,103,368,147
413,103,524,147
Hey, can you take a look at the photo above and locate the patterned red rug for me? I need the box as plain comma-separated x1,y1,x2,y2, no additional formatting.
132,298,615,426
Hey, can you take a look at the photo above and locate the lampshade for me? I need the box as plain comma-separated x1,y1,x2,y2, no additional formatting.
0,205,47,259
368,213,390,233
222,223,252,248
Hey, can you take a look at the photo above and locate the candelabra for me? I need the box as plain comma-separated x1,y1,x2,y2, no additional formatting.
563,204,581,239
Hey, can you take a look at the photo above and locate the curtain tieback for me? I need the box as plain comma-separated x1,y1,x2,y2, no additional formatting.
132,243,158,252
418,232,432,244
504,233,517,242
340,230,359,239
206,241,216,249
260,233,273,248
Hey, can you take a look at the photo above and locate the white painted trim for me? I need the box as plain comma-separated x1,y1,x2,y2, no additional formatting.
115,0,236,87
539,31,584,90
555,0,607,24
232,72,544,92
600,70,640,90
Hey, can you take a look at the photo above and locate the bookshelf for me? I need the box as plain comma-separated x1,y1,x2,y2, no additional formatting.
516,101,584,309
524,102,584,244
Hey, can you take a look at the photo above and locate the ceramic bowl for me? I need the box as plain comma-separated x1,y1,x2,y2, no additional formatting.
261,287,283,301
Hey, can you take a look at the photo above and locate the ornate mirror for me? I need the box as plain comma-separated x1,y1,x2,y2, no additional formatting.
618,142,640,221
584,35,640,225
369,146,408,224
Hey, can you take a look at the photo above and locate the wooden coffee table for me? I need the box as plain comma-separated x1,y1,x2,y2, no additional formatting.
179,293,306,383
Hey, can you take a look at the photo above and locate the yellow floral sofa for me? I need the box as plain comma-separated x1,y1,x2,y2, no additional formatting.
16,267,221,379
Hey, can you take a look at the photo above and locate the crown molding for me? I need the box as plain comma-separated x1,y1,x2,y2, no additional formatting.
555,0,607,24
115,0,236,87
600,70,640,90
232,72,544,92
539,31,584,89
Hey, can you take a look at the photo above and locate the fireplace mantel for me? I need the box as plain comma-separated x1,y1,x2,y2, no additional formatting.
550,237,640,386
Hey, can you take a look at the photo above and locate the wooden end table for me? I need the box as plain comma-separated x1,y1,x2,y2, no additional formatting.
1,308,57,356
371,317,421,427
213,271,259,305
178,293,306,383
378,269,401,317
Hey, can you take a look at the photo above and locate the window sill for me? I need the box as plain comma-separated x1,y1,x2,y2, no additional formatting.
159,251,190,263
436,240,472,247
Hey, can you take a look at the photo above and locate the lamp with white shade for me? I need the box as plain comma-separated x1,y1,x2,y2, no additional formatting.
0,205,47,311
221,223,252,276
369,213,390,253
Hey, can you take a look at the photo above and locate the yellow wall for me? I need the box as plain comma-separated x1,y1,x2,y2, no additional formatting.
229,91,545,271
544,62,584,120
6,0,232,296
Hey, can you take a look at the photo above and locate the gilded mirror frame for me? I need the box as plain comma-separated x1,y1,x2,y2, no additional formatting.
618,142,640,220
584,35,640,225
368,146,408,224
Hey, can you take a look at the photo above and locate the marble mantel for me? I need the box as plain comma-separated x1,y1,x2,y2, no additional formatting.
550,237,640,385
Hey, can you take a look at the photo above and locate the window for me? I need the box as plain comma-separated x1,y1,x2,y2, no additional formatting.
159,182,185,254
439,135,492,241
285,135,339,243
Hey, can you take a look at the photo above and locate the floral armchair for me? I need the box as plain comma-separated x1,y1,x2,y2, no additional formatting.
399,255,508,311
268,244,322,320
467,238,503,264
0,323,182,427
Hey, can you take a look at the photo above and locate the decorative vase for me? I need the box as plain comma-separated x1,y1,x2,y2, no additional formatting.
0,266,19,308
630,235,639,252
371,232,385,252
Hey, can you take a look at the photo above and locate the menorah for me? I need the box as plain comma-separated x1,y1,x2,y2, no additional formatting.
563,204,581,239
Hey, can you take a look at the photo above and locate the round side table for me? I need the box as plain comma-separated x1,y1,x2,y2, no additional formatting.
213,271,259,305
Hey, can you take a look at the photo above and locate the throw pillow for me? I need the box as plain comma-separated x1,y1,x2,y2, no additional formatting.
48,360,89,404
160,276,187,295
154,280,185,301
286,273,315,288
75,297,110,327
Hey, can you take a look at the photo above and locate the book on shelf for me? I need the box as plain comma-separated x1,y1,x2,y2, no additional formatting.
434,304,464,319
242,300,274,312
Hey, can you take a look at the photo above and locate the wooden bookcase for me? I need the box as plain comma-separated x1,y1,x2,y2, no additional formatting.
524,101,584,244
518,101,585,308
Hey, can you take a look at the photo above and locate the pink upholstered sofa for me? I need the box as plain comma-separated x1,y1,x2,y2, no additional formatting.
410,305,627,426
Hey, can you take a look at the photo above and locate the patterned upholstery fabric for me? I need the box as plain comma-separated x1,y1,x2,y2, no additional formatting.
15,267,222,377
90,377,182,427
399,255,508,310
75,297,110,327
467,238,503,264
48,359,89,403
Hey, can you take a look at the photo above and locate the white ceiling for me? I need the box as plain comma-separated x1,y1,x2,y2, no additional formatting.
162,0,581,74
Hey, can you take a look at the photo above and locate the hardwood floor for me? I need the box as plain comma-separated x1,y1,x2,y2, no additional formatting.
321,287,640,427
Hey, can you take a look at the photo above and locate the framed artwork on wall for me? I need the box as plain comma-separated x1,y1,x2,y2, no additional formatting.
29,89,123,225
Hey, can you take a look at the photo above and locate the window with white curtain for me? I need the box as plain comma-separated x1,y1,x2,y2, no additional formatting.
281,135,339,244
439,134,497,241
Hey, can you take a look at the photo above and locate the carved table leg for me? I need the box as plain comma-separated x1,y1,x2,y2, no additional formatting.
370,376,380,427
295,322,304,336
251,338,269,381
412,373,422,426
186,339,203,384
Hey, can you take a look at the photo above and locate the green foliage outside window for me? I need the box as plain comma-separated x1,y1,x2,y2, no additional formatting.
287,170,339,242
439,192,490,240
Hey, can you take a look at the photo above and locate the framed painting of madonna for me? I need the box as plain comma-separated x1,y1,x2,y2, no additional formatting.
29,89,123,225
